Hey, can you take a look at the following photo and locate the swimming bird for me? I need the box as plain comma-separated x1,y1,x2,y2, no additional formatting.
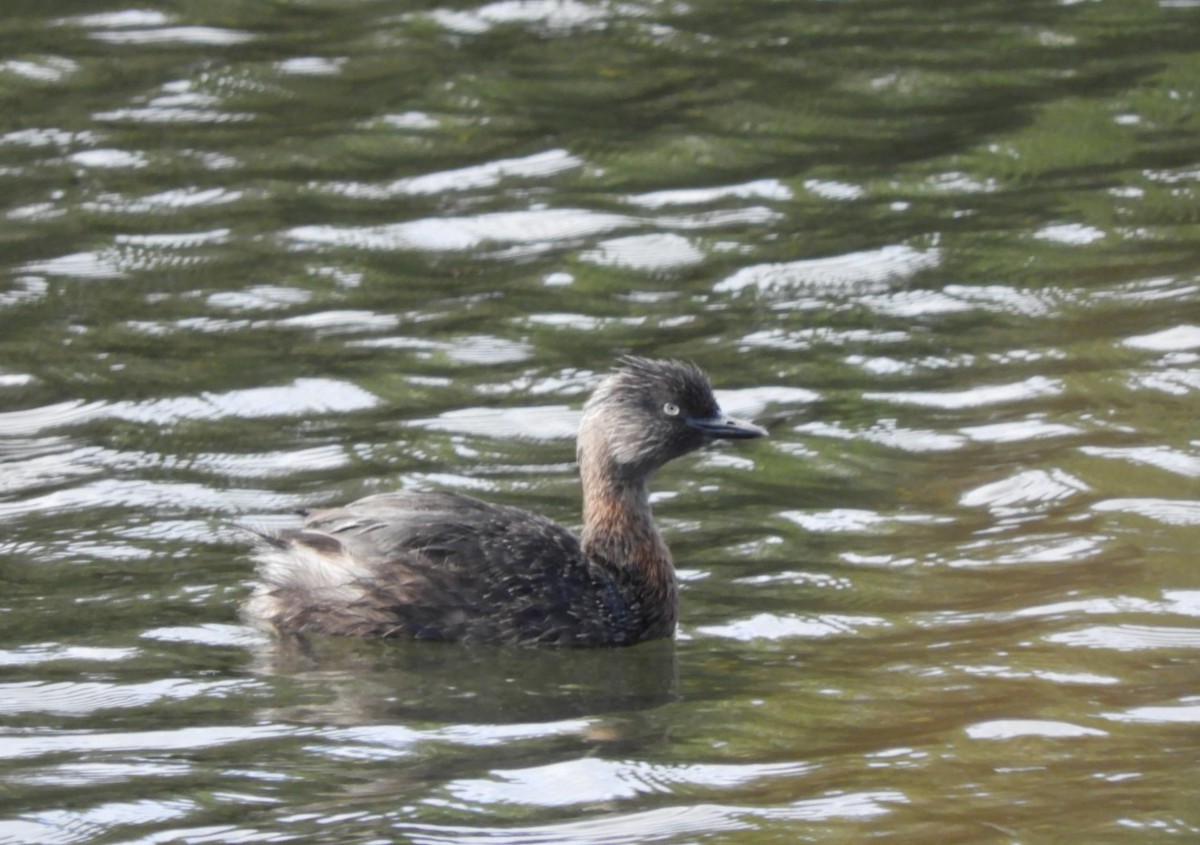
245,357,766,646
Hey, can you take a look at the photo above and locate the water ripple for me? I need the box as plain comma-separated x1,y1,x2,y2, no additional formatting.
321,149,582,199
350,334,534,365
0,277,48,308
0,477,300,521
1103,698,1200,724
399,790,903,845
0,57,79,84
400,804,751,845
959,469,1090,514
625,178,792,208
864,376,1063,409
1000,590,1200,622
442,757,814,808
187,445,350,479
0,401,107,437
781,508,948,534
1127,367,1200,396
1033,223,1107,245
206,285,312,311
1123,324,1200,351
1081,444,1200,478
0,644,137,668
714,244,939,295
81,187,245,215
696,612,889,641
1092,497,1200,526
0,443,101,497
0,724,303,761
108,377,378,425
423,0,615,34
960,417,1082,443
13,798,197,845
88,27,255,47
22,229,231,279
287,208,635,253
411,405,579,440
12,760,192,788
312,719,594,761
947,533,1106,568
0,679,257,717
580,233,704,271
797,419,966,452
1045,624,1200,651
141,624,269,648
965,719,1108,740
68,148,149,169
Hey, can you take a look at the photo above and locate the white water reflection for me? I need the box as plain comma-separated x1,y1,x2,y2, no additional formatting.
1104,699,1200,724
715,244,940,294
965,720,1107,739
109,380,368,426
0,724,303,761
1123,324,1200,351
1,57,79,83
1033,223,1107,245
804,178,865,200
1127,366,1200,396
82,186,244,215
87,26,255,46
0,679,256,717
288,208,635,252
625,178,792,208
865,376,1062,409
1092,498,1200,525
444,757,813,808
741,327,911,352
697,612,889,640
411,405,579,440
959,664,1119,686
68,148,148,169
14,799,198,845
1046,624,1200,651
2,1,1199,842
1081,444,1200,478
206,285,312,311
716,385,818,418
959,469,1090,514
351,334,534,365
781,508,947,533
947,533,1106,568
397,791,903,844
0,645,137,668
110,378,375,425
580,233,704,271
141,624,268,648
796,419,966,452
322,149,582,199
276,56,346,76
424,0,615,34
960,417,1081,443
22,229,231,279
0,477,301,521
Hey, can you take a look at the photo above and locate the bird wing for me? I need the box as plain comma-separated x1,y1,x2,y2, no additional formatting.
253,491,636,644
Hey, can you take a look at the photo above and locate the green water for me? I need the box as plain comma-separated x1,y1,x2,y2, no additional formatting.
1,1,1199,842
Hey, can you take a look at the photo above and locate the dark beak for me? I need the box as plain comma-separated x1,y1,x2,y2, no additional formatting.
685,412,768,440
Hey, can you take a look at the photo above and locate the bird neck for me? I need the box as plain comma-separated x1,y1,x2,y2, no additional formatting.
579,449,677,635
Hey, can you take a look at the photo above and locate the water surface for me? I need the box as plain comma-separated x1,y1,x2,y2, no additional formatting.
2,1,1199,843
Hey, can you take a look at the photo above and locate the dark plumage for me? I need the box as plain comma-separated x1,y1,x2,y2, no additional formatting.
245,357,766,646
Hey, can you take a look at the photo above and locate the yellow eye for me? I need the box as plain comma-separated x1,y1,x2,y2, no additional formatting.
663,402,680,417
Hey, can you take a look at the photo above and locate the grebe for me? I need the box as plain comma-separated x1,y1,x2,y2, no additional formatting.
245,357,766,646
